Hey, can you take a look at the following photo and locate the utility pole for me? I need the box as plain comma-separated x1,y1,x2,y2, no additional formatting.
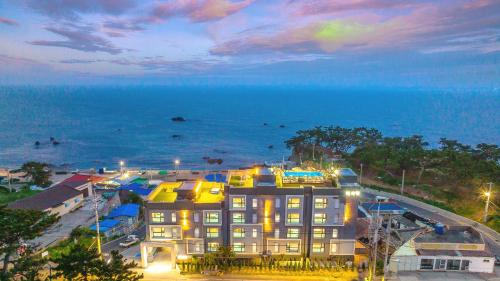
8,169,12,192
360,163,363,186
92,183,102,257
369,202,381,281
484,182,493,223
312,143,316,160
383,214,392,280
400,170,405,195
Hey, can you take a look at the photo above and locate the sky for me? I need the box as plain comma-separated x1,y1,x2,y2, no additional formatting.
0,0,499,89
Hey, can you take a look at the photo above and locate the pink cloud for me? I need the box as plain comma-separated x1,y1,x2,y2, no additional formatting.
0,16,18,26
291,0,424,16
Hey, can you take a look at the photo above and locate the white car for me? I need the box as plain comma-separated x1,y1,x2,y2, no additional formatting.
119,235,139,248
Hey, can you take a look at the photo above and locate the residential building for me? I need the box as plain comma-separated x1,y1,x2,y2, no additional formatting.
140,168,358,268
390,225,495,274
106,203,141,234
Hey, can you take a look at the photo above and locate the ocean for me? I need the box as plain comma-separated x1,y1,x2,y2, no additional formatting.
0,86,499,170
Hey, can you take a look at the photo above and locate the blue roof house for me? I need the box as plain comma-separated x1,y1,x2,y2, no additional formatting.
107,203,141,234
90,219,121,238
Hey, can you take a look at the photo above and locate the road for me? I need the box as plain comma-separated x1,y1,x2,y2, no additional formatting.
362,187,500,255
102,224,146,253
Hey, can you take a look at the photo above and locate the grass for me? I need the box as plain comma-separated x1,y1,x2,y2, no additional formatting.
48,227,96,259
0,189,41,204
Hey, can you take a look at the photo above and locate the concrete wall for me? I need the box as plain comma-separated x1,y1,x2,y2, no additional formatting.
49,193,84,217
390,255,495,274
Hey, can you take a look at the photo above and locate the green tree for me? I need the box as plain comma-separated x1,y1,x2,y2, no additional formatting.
9,248,47,281
215,246,235,270
0,206,58,281
52,243,102,281
21,162,52,187
97,250,143,281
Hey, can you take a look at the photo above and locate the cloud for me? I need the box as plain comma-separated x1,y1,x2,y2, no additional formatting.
0,16,18,26
59,59,102,64
290,0,423,16
25,0,137,19
29,26,124,54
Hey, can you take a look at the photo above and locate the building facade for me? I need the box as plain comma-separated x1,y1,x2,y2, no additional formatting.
140,170,358,268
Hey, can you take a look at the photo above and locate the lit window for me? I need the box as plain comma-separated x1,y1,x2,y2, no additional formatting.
151,212,164,223
205,212,220,224
332,229,338,238
233,242,245,252
232,213,245,224
276,198,281,208
252,228,258,238
312,243,324,253
194,227,200,238
314,198,327,209
232,197,246,209
333,198,340,208
275,213,280,222
151,227,180,239
233,228,246,238
208,242,219,252
313,228,325,239
194,212,199,223
252,243,257,253
252,213,257,223
330,243,338,253
287,228,300,238
206,227,219,238
287,197,301,209
151,227,165,239
286,242,299,253
287,213,300,224
274,229,280,238
195,242,201,253
171,212,177,223
274,242,279,253
314,213,327,224
252,198,258,209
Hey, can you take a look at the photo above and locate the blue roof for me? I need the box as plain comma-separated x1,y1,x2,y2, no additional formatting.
361,202,405,213
205,173,227,183
107,203,140,218
284,171,323,177
119,183,152,196
89,219,120,232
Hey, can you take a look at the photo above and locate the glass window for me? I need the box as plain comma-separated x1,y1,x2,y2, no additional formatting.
208,242,219,252
171,212,176,223
233,242,245,253
314,213,327,224
276,198,281,208
194,212,199,223
205,212,220,224
252,228,258,238
194,227,200,238
275,213,280,223
460,260,470,271
252,198,258,209
195,242,201,253
313,228,325,239
252,213,257,223
287,213,300,224
314,198,327,209
252,243,257,253
233,228,245,238
287,197,301,209
274,242,279,253
332,229,338,238
151,227,180,239
330,243,337,253
287,228,300,238
286,242,299,253
232,213,245,224
420,259,434,270
151,227,165,239
232,197,246,209
333,198,340,209
446,260,460,271
312,243,324,253
274,229,280,238
151,212,164,223
206,227,219,238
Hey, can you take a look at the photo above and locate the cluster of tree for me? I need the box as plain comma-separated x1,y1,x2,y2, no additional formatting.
20,162,52,187
0,205,142,281
285,126,500,186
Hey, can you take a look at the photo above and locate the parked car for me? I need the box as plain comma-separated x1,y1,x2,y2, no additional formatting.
495,255,500,266
119,235,139,248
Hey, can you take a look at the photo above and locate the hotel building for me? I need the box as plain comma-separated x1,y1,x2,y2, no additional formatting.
140,168,359,267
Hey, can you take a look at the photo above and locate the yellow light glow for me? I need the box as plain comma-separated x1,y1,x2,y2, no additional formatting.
177,254,189,260
354,190,360,196
146,263,172,274
194,181,202,194
181,210,189,230
174,159,180,165
345,190,351,196
334,169,340,176
254,167,259,175
485,192,491,197
264,200,272,232
344,201,351,223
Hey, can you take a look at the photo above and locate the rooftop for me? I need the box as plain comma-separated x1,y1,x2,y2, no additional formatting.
107,203,140,218
414,226,483,244
148,182,182,203
8,183,82,211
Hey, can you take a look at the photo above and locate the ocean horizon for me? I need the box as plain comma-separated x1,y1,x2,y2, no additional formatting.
1,86,499,170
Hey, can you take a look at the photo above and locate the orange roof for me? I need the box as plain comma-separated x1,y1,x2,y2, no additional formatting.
62,173,106,184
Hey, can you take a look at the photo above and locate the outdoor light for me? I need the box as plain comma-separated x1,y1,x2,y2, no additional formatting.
177,254,189,261
119,160,124,167
174,159,180,165
485,191,491,197
345,190,351,196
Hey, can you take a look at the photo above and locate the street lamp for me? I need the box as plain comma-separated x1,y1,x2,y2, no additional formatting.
484,183,493,223
174,159,180,174
119,160,125,174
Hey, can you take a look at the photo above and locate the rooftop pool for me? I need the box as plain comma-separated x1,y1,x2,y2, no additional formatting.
283,171,324,177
